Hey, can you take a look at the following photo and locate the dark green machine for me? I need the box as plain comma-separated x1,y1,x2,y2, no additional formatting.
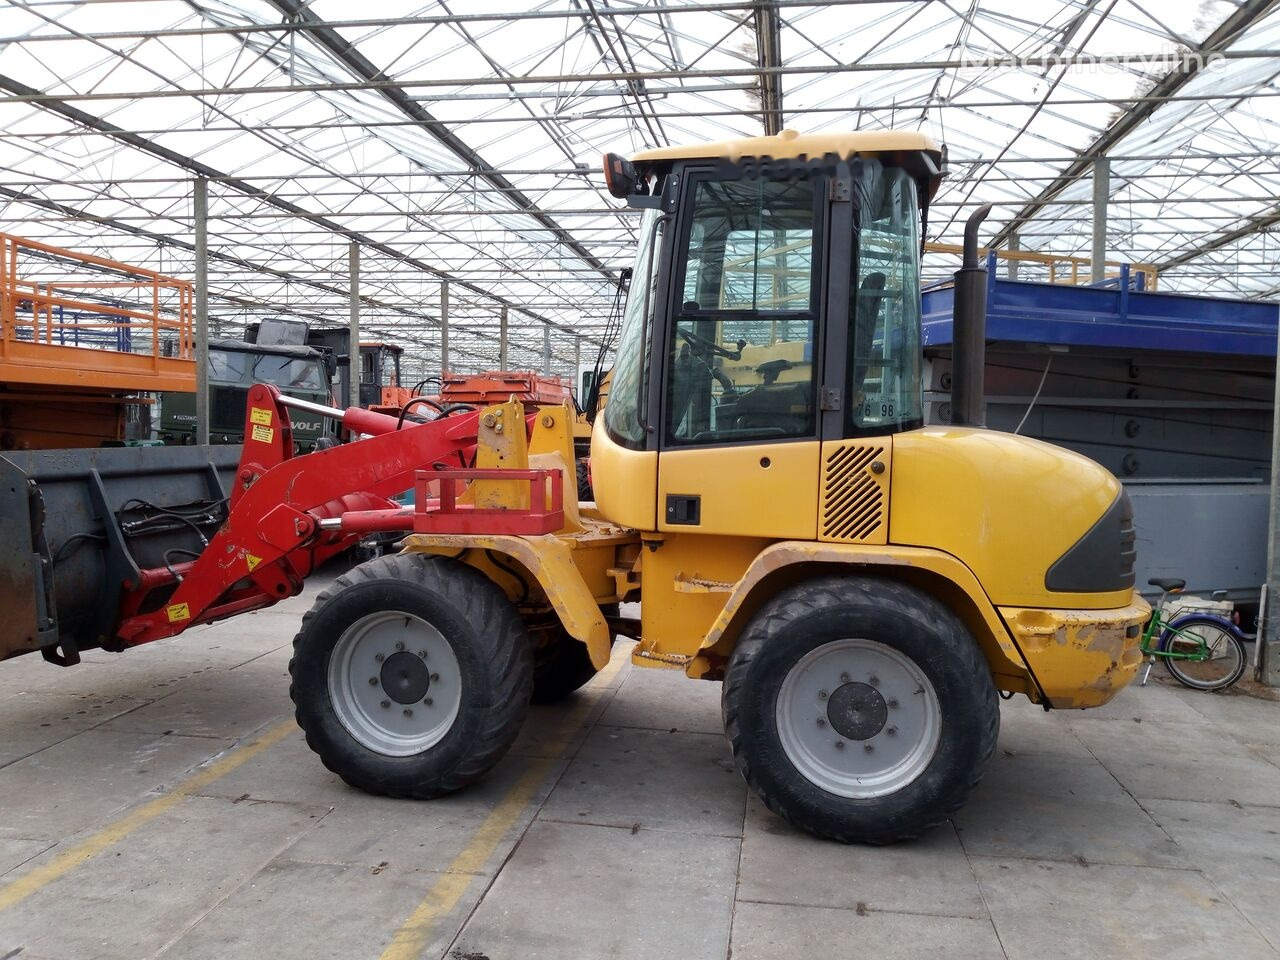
159,339,338,448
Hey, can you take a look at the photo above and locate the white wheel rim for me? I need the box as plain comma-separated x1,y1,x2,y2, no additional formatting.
775,638,942,799
327,611,462,756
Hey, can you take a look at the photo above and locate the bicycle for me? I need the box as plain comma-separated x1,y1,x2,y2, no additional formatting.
1138,577,1249,691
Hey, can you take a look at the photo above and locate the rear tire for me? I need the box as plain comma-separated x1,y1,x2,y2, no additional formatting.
531,631,599,704
289,553,533,798
723,576,998,844
530,604,617,704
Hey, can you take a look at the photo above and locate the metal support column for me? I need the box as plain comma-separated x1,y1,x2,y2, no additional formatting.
499,306,508,369
574,336,581,387
1007,233,1020,280
1091,157,1109,283
193,177,210,446
348,242,360,409
1262,336,1280,685
440,280,450,375
542,324,552,375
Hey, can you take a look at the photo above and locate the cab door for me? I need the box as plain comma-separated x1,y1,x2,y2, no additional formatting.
655,169,833,540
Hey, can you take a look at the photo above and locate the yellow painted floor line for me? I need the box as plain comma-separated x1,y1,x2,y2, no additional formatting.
379,655,628,960
0,718,296,914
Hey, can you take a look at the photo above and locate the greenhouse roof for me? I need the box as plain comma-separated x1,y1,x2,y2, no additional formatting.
0,0,1277,379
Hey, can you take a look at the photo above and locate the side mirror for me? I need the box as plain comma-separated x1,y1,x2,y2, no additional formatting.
325,353,338,379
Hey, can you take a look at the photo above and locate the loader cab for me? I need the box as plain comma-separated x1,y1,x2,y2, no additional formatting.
593,132,943,534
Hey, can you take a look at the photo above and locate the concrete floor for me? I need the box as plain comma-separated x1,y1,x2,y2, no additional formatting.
2,564,1279,960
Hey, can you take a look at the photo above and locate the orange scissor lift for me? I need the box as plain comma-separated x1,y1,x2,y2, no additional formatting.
0,233,196,450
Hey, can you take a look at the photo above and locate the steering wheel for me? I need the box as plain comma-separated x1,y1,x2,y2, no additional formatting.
678,328,746,361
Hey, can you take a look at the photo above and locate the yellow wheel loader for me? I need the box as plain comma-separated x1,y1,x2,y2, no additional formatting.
284,130,1148,843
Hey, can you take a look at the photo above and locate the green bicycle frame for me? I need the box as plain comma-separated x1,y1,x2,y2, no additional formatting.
1139,605,1210,662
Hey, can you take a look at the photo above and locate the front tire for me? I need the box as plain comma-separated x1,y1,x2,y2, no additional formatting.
289,553,533,798
723,576,999,844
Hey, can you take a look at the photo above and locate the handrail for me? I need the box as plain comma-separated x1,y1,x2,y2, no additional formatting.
925,241,1159,291
0,232,195,391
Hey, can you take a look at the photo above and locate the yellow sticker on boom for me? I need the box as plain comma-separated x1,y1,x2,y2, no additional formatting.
166,602,191,623
246,553,262,572
249,407,273,426
251,424,274,443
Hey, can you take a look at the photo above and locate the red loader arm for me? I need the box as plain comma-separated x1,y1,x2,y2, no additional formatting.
114,384,483,646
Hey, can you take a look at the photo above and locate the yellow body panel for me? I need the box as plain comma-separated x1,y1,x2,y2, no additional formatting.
632,129,940,165
633,533,771,665
657,441,819,538
527,401,578,467
1000,599,1150,708
528,401,582,531
471,399,532,510
889,426,1132,610
589,419,657,530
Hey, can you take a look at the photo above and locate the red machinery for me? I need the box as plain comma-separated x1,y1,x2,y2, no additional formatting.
0,384,557,665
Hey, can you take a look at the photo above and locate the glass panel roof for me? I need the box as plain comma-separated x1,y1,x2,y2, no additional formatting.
0,0,1276,382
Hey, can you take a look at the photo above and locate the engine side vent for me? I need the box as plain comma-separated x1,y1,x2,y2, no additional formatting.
820,441,891,544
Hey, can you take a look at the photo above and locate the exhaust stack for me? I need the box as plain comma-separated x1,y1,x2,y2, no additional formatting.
951,204,992,428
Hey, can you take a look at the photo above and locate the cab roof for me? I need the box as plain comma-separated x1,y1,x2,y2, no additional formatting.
210,338,323,360
631,129,941,166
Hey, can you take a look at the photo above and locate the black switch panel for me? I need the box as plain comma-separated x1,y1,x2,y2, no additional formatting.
665,494,701,526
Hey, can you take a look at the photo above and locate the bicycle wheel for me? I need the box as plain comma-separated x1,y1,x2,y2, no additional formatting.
1158,615,1247,691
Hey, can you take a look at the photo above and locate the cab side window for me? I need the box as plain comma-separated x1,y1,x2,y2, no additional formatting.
665,176,819,445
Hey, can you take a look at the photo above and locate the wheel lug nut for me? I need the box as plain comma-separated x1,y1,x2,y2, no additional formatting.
864,743,874,753
818,690,828,700
835,740,845,750
868,675,880,686
840,672,851,683
403,708,413,717
395,641,405,651
375,653,385,663
418,650,428,658
888,698,899,709
816,717,827,727
368,677,378,686
380,700,390,709
430,672,440,682
424,697,433,706
887,727,897,737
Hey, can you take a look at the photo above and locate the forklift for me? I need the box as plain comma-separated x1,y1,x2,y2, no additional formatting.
1,130,1146,843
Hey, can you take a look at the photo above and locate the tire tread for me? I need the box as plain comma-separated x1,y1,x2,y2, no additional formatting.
722,575,999,844
288,553,532,799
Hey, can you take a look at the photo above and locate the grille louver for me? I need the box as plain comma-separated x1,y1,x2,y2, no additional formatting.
820,442,889,543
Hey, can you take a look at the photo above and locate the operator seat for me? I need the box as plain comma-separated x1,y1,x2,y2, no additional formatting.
852,271,886,391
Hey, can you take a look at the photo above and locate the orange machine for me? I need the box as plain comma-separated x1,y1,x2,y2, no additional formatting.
438,370,574,407
0,233,196,449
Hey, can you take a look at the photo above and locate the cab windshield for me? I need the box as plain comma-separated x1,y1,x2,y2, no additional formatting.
251,353,327,390
602,207,664,447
